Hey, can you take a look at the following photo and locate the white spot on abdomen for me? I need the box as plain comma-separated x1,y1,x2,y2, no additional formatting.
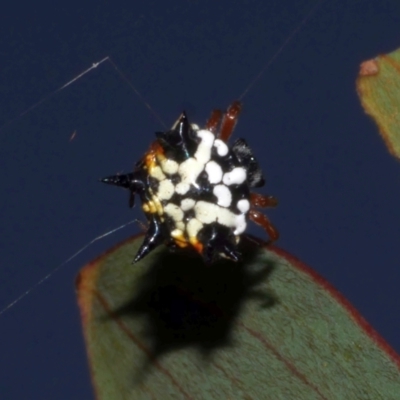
187,218,203,238
205,161,223,184
213,184,232,207
195,129,215,164
216,207,236,227
175,221,185,231
223,167,247,185
178,157,204,188
157,180,175,200
160,159,179,175
194,201,219,224
234,214,247,235
237,199,250,213
180,198,195,211
150,166,166,181
164,203,184,221
213,139,229,156
192,200,246,235
175,182,190,195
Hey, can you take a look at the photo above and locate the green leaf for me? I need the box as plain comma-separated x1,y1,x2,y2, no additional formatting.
76,235,400,399
357,47,400,160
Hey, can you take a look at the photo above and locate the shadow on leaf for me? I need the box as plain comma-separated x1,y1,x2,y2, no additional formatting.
108,236,278,381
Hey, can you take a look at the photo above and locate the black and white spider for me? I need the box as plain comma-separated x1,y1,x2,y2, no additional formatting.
102,101,278,264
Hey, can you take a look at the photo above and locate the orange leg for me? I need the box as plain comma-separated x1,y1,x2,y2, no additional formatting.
249,209,279,243
218,100,242,142
250,192,278,208
205,109,222,134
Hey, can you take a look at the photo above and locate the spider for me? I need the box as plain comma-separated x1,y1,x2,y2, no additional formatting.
101,101,278,264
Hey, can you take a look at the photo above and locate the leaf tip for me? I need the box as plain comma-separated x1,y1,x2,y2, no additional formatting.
359,59,379,77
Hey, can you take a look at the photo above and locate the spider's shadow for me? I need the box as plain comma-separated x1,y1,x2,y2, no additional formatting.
112,236,278,380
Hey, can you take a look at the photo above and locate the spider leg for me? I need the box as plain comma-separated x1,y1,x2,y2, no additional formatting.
218,100,242,142
205,109,222,133
249,208,279,243
250,192,278,208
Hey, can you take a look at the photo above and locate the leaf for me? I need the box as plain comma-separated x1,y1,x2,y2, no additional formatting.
76,235,400,400
356,47,400,160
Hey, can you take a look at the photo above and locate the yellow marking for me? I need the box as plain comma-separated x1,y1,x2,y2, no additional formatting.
144,140,164,171
153,197,164,215
171,229,184,239
174,239,188,248
169,229,204,254
148,201,157,214
142,200,160,215
170,229,188,248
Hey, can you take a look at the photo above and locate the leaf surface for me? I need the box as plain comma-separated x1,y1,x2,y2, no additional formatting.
357,47,400,160
76,235,400,400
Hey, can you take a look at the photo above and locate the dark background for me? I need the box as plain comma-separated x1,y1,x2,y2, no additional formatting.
1,0,399,398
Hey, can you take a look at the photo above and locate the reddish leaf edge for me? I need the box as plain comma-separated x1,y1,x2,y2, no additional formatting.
76,234,400,399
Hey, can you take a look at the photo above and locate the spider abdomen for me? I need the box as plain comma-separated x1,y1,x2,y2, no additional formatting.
143,122,250,261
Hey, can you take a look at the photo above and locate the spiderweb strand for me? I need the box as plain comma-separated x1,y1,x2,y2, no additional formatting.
107,58,167,129
0,58,107,133
55,57,110,92
0,219,139,316
0,56,166,133
238,0,325,100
